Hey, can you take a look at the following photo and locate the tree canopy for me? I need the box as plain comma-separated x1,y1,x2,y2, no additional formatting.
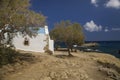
50,21,84,55
0,0,46,46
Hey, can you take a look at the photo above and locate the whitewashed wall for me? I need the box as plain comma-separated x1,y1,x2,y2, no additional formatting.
13,34,47,53
12,25,54,53
49,38,54,53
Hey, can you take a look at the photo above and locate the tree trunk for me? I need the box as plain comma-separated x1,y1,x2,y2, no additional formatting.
68,48,73,56
66,43,73,56
70,47,73,52
75,49,77,52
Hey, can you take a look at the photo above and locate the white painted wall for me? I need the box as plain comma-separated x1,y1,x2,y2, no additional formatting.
45,25,49,34
12,25,54,53
13,34,47,53
49,38,54,53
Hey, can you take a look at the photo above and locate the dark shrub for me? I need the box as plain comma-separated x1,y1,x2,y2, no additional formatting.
0,47,35,67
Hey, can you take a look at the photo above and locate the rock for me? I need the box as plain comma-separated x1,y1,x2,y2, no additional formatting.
60,72,68,79
98,67,120,80
49,71,58,79
43,77,52,80
2,65,14,73
17,72,23,75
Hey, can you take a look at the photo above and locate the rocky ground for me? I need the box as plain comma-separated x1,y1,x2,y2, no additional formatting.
0,51,120,80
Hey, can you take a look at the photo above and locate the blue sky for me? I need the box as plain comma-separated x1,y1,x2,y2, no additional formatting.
30,0,120,41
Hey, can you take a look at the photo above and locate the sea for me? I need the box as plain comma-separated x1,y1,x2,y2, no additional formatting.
55,41,120,58
85,41,120,58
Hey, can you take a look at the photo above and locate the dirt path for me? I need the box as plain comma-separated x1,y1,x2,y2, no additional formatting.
3,51,120,80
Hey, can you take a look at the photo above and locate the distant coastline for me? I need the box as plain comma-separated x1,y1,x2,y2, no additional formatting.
84,41,120,58
85,40,120,42
55,41,120,58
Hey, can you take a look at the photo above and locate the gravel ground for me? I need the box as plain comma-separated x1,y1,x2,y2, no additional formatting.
1,51,120,80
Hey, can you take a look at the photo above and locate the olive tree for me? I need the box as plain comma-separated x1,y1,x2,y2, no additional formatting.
50,21,84,56
0,0,46,47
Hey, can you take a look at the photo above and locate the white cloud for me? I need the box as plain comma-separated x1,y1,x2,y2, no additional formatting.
104,28,109,32
105,0,120,9
91,0,98,7
84,20,102,32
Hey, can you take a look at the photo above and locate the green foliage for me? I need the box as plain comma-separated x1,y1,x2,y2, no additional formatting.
0,47,18,66
0,47,35,67
50,20,84,55
0,0,46,46
45,49,53,55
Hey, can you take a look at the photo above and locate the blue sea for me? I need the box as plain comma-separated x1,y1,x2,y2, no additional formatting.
85,41,120,58
55,41,120,58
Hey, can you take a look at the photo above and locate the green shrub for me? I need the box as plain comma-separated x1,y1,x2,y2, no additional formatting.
0,47,35,67
0,47,16,66
45,49,53,55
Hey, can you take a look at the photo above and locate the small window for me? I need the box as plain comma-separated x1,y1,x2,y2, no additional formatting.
24,37,29,46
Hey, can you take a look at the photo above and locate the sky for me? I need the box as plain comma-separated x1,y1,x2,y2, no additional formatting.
30,0,120,41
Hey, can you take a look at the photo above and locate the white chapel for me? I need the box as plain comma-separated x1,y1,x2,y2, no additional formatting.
12,26,54,53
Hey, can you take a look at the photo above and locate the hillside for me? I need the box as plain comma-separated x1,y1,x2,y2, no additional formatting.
1,51,120,80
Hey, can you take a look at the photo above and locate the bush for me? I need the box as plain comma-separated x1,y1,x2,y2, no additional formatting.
0,47,35,67
45,49,53,55
0,47,16,66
